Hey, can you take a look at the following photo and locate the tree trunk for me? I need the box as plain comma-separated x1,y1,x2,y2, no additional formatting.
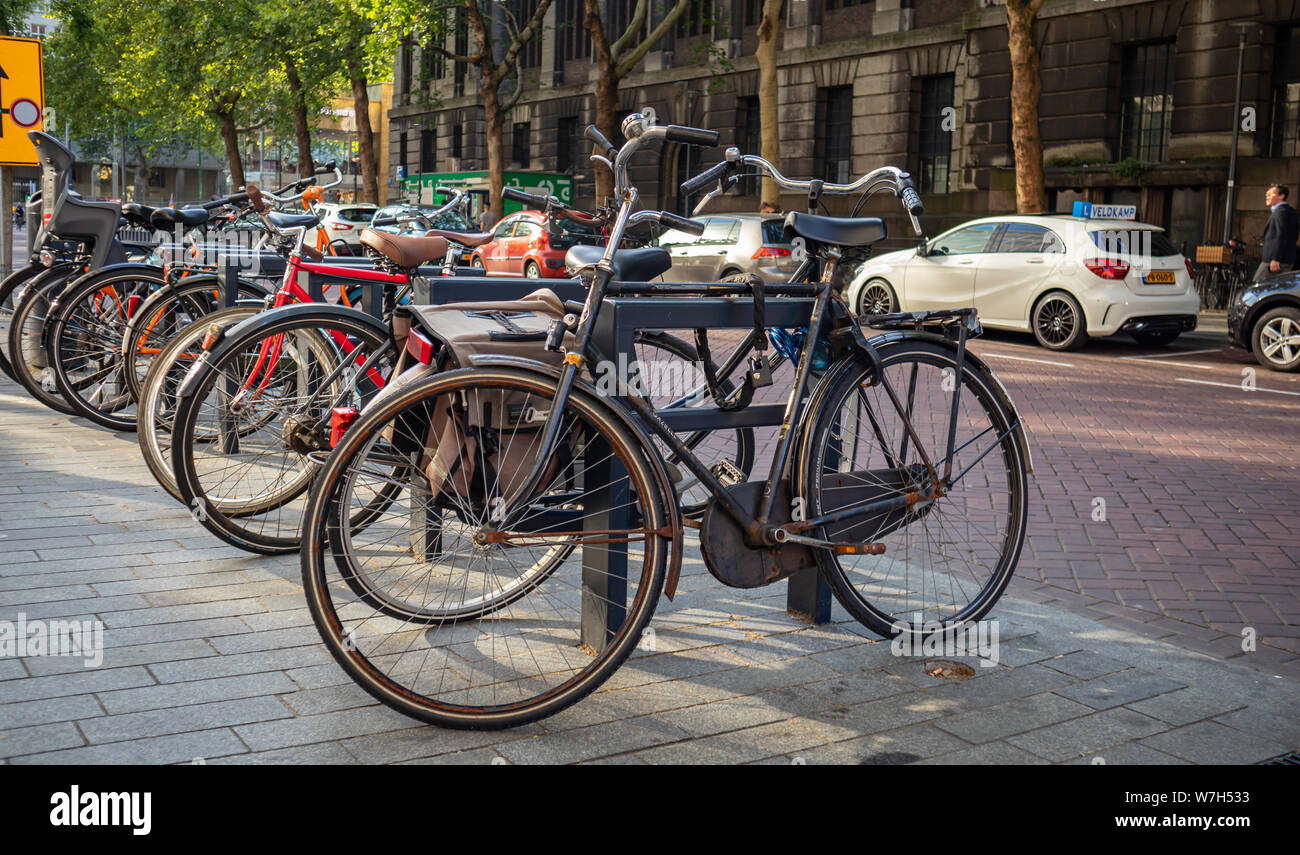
592,67,621,200
284,59,315,178
482,79,506,221
756,0,783,207
216,105,245,190
1006,0,1047,213
348,66,380,205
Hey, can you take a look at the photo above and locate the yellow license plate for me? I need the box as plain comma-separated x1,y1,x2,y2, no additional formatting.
1144,271,1176,284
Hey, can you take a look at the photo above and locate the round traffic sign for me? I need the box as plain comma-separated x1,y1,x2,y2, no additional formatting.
10,98,41,128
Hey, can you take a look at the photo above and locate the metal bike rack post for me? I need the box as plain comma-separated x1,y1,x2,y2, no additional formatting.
216,260,240,454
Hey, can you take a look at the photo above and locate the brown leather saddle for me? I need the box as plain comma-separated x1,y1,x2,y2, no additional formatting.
360,229,450,268
426,229,494,248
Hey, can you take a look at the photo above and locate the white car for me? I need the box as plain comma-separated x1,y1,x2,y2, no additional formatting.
845,214,1201,350
311,202,378,251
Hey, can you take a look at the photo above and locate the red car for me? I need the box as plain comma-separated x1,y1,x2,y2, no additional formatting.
470,210,602,278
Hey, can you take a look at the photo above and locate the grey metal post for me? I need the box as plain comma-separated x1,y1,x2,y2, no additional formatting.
1223,25,1250,244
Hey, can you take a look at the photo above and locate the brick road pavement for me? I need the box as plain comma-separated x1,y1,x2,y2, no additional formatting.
0,318,1298,764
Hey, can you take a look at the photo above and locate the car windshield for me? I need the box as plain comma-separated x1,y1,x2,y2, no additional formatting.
1088,228,1180,257
402,207,471,231
337,207,375,222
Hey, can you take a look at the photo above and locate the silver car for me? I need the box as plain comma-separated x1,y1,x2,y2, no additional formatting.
656,213,797,283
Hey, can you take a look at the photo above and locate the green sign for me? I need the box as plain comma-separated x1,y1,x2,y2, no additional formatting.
403,170,574,214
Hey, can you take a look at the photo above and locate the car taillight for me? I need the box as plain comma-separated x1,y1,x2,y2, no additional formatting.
753,246,791,259
1083,258,1129,280
331,222,353,230
1185,258,1195,278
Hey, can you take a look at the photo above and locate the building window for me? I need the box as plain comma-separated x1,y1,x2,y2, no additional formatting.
608,0,644,43
147,168,166,188
679,0,713,37
735,95,761,194
453,11,469,97
1272,26,1300,157
398,132,408,171
823,0,866,9
1119,41,1175,162
918,74,954,195
557,0,591,61
816,86,854,184
513,122,532,168
557,116,580,173
420,129,437,173
452,125,463,160
423,39,444,82
400,41,413,99
511,0,542,68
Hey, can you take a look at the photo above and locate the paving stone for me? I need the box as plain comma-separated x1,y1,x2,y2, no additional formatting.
96,672,298,715
341,724,541,764
12,728,247,765
631,719,826,765
781,724,971,765
148,645,331,683
0,722,86,757
1053,669,1187,710
934,692,1094,744
657,687,834,737
1007,708,1169,762
496,715,690,764
1138,721,1291,764
402,748,511,765
1042,650,1132,679
78,696,292,744
913,742,1050,765
23,638,216,677
0,666,156,704
208,742,360,765
1125,687,1249,727
802,670,916,706
1068,743,1190,765
234,706,421,753
0,694,104,729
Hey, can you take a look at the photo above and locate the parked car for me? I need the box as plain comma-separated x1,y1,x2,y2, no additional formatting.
369,204,476,265
471,210,603,278
844,214,1200,350
1228,271,1300,372
655,213,797,283
312,202,377,251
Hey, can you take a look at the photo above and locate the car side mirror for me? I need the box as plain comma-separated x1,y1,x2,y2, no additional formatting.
916,241,929,258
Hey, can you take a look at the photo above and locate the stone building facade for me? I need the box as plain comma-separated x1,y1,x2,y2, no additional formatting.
387,0,1300,258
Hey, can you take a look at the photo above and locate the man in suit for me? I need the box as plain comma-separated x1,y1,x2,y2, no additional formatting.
1255,184,1300,282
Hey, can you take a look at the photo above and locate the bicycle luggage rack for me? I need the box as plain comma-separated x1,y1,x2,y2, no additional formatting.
412,276,837,638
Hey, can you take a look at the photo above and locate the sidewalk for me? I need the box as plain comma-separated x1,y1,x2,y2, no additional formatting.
0,375,1296,764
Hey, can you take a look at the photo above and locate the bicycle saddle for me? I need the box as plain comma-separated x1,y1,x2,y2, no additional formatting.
150,207,210,229
427,228,493,247
360,228,449,268
121,202,157,222
565,244,672,281
267,211,321,231
783,212,885,247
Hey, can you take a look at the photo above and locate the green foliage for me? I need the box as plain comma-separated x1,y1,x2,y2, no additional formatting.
1107,157,1148,180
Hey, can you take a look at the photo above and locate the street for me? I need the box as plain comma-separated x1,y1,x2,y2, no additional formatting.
1,316,1297,764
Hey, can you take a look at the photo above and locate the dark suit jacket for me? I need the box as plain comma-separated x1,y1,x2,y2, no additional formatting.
1262,202,1300,265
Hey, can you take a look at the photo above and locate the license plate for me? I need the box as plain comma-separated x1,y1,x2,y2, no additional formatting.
1144,271,1176,284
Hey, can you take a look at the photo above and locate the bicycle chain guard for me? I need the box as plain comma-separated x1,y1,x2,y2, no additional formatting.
699,480,817,588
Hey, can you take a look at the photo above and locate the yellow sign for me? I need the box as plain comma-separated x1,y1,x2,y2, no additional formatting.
0,36,45,166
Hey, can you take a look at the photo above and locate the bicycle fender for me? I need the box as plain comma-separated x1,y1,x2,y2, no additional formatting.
465,353,687,600
866,330,1034,475
175,303,393,400
119,274,270,351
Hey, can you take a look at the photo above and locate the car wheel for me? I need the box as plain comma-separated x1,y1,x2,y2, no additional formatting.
1132,330,1180,347
1032,291,1089,351
1251,306,1300,372
856,279,898,316
471,256,484,270
524,261,542,279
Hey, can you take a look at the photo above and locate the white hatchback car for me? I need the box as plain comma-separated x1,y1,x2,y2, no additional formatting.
311,202,378,251
845,214,1201,350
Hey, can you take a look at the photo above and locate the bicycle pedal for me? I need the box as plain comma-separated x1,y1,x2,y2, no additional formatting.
710,459,744,487
747,353,773,389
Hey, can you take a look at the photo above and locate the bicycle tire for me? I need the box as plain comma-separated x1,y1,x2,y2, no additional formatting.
0,263,42,382
301,366,668,729
797,339,1029,639
6,266,82,415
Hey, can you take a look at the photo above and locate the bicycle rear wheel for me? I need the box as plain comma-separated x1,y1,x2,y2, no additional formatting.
302,366,668,729
136,306,261,501
5,266,81,415
798,339,1028,639
0,264,42,382
171,308,398,553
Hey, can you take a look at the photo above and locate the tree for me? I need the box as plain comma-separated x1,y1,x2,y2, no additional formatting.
583,0,694,200
426,1,555,220
755,0,782,207
330,0,405,204
1006,0,1047,213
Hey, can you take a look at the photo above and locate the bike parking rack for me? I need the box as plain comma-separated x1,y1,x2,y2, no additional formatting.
412,276,836,649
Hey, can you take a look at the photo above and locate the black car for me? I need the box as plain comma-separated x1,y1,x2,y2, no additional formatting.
1228,271,1300,372
370,204,475,265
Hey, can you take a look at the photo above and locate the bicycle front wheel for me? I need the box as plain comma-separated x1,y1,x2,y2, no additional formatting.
798,339,1029,638
302,366,668,729
171,308,398,553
